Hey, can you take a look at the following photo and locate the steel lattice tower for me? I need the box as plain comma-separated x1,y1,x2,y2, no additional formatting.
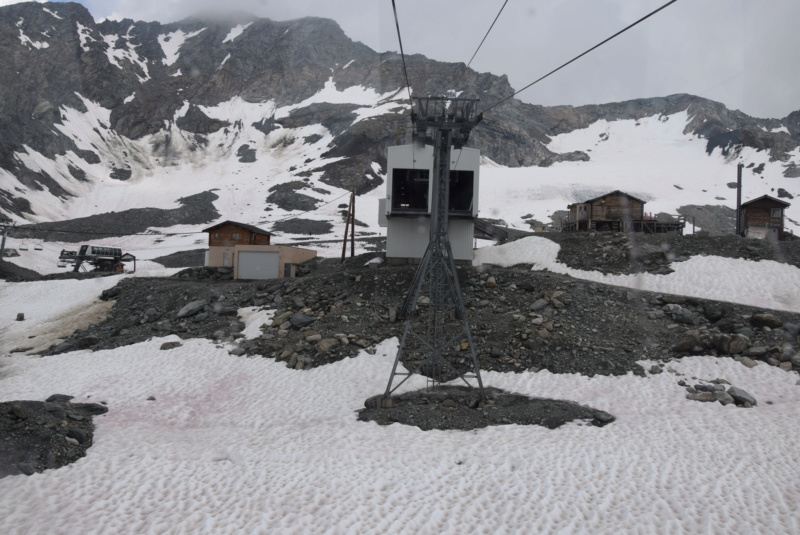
384,96,485,399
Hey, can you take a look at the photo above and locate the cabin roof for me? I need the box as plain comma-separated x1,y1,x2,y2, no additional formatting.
580,190,648,205
202,220,273,236
568,190,647,208
741,195,791,208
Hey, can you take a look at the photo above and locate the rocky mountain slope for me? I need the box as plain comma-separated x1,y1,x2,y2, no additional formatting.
1,1,798,231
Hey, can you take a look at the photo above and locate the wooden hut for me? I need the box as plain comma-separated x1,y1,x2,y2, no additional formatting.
202,221,316,279
563,190,684,234
740,195,790,241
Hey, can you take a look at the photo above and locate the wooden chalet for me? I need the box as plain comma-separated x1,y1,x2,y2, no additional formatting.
740,195,790,241
202,221,315,280
563,190,684,234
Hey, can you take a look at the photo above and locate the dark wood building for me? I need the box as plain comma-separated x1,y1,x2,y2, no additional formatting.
740,195,790,241
562,190,685,234
204,221,272,248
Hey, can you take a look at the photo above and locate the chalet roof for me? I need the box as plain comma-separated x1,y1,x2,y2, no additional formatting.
579,190,648,205
741,195,791,208
202,220,273,236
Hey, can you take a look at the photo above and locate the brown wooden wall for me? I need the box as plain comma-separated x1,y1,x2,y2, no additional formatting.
208,223,271,247
590,195,644,221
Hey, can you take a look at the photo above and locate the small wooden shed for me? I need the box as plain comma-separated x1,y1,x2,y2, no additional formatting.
740,195,790,241
202,221,316,279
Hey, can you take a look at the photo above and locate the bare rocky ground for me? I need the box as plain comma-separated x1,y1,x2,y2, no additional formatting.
0,396,107,479
4,232,800,476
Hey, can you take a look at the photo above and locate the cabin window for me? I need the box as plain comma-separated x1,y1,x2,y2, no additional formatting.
214,233,220,239
391,168,430,211
449,170,474,213
771,208,782,218
232,232,240,239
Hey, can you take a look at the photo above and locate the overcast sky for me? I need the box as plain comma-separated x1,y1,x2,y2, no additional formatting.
9,0,800,118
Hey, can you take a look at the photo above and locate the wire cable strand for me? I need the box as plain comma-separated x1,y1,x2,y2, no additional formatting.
451,0,509,92
391,0,414,108
480,0,679,114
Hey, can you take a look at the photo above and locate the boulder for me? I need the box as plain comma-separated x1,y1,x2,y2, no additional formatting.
290,313,315,329
750,313,782,329
176,300,206,318
727,386,757,406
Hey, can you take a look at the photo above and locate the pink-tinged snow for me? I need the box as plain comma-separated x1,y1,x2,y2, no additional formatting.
222,22,252,43
157,28,206,66
474,236,800,313
1,325,799,533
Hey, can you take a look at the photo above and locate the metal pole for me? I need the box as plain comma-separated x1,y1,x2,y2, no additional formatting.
736,163,743,236
349,191,355,258
0,225,7,261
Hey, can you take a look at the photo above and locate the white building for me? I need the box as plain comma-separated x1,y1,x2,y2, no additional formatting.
379,143,480,262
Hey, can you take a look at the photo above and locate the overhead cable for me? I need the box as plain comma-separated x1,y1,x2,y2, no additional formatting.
480,0,679,114
390,0,414,108
451,0,509,91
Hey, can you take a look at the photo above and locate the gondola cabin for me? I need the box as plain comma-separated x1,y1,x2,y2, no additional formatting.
379,144,479,262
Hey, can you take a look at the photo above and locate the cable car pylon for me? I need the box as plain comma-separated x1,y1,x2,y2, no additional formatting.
384,96,485,401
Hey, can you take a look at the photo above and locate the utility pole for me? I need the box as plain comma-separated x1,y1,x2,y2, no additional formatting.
384,96,484,400
736,163,744,236
0,223,14,262
340,191,356,263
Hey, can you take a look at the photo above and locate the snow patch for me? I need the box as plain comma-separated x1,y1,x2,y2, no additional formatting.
42,7,63,19
101,27,150,83
222,22,252,43
218,53,231,70
158,28,206,66
123,93,136,104
18,29,49,49
75,22,94,52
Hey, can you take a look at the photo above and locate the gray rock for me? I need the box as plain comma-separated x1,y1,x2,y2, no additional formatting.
530,298,549,312
727,386,757,406
686,392,716,402
783,322,800,336
160,341,183,350
316,338,339,353
734,356,758,368
229,347,246,356
15,312,24,321
290,313,315,329
750,313,782,329
790,353,800,368
176,300,206,318
743,346,768,357
713,391,735,405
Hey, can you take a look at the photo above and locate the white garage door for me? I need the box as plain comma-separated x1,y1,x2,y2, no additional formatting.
238,251,280,280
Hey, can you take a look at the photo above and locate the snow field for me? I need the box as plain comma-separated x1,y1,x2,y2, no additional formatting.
1,333,799,534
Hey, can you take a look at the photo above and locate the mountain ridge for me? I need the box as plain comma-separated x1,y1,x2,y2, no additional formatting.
0,1,798,227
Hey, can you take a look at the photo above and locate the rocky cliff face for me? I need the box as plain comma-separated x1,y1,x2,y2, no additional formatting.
0,2,798,223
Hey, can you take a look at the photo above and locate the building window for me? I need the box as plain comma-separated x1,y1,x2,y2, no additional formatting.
391,168,430,211
449,170,474,213
771,208,782,218
232,232,240,239
214,233,220,239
